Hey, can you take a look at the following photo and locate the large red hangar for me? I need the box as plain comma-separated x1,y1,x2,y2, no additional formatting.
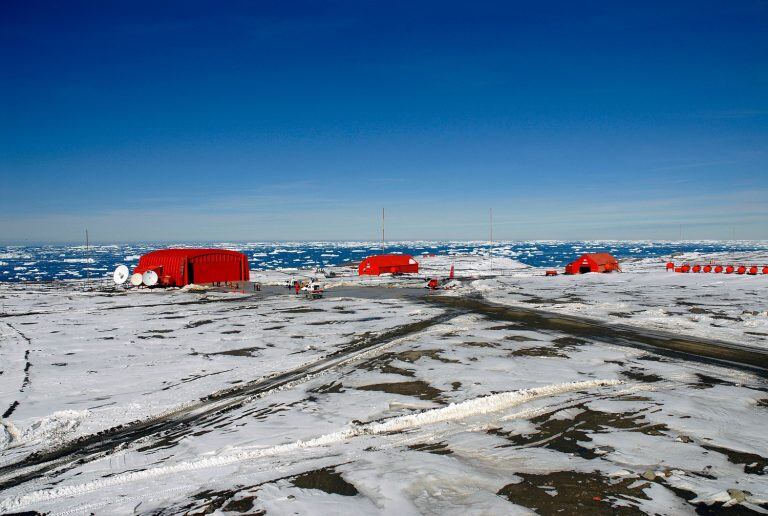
564,253,621,274
358,254,419,276
132,249,250,286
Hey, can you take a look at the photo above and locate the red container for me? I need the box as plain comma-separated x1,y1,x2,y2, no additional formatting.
692,265,701,273
703,265,712,273
748,266,758,275
725,265,734,274
714,265,723,273
737,265,746,275
763,266,768,275
666,262,675,271
680,264,691,273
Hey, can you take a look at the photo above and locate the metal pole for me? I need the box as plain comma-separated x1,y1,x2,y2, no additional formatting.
85,228,90,282
489,207,493,273
381,207,385,251
490,208,493,244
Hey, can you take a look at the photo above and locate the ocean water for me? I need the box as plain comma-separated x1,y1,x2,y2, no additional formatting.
0,241,766,282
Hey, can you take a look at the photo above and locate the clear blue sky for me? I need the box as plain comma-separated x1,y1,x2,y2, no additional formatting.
1,1,766,243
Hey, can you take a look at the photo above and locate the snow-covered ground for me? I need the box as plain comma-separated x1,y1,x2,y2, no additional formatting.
468,251,768,349
0,283,440,454
256,251,768,348
0,253,767,514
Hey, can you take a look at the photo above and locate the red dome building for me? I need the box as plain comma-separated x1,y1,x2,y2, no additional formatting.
564,253,621,275
358,254,419,276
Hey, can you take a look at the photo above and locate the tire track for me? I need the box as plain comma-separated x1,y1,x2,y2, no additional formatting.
0,292,267,319
0,379,622,513
425,295,768,376
0,310,460,492
0,323,32,420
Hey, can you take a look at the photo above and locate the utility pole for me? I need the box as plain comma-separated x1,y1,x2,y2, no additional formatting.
489,207,493,273
381,207,385,252
85,228,91,282
490,207,493,245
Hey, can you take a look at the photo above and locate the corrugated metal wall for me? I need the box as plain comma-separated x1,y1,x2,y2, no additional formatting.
134,249,249,286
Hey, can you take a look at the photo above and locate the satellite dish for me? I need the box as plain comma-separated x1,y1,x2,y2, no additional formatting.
142,270,159,287
113,265,129,285
130,273,143,286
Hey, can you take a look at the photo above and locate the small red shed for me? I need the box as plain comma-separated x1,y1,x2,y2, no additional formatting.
564,253,621,275
133,249,250,287
358,254,419,276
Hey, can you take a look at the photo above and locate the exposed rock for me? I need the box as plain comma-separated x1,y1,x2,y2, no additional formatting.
727,489,746,503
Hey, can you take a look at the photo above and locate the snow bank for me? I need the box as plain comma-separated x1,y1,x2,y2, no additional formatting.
0,379,621,512
0,410,88,451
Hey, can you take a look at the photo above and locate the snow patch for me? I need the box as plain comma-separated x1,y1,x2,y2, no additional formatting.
0,379,621,511
0,410,88,451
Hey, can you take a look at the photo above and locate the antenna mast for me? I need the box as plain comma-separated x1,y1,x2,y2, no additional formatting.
381,207,385,252
85,228,90,282
489,207,493,273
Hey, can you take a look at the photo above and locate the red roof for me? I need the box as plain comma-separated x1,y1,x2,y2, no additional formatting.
136,248,243,261
358,254,419,276
582,253,618,266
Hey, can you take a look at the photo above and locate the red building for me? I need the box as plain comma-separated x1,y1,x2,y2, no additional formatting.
358,254,419,276
564,253,621,274
133,249,250,286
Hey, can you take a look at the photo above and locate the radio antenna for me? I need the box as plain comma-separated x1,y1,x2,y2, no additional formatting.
489,208,493,273
381,207,385,251
85,228,91,282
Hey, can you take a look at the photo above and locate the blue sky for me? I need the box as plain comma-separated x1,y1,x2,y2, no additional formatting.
1,1,766,243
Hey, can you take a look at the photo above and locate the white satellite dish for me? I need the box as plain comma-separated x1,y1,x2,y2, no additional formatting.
142,270,159,287
130,273,143,286
113,265,130,285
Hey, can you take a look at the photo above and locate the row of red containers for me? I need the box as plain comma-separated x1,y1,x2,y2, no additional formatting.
666,262,768,275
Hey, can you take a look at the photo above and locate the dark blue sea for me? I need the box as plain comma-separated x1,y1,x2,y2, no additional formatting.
1,241,766,282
